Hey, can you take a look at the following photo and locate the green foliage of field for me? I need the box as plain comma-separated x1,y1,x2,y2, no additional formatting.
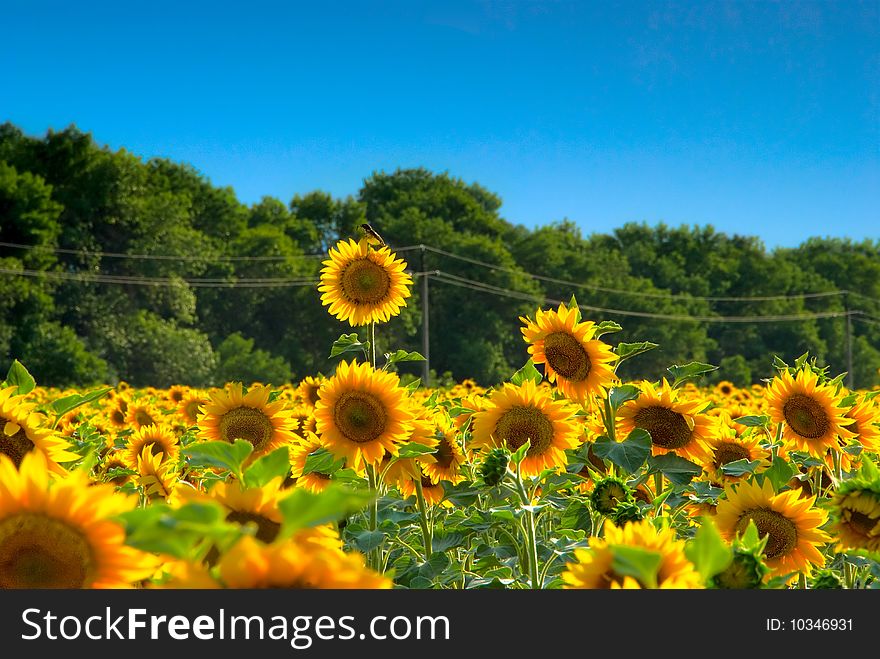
1,122,878,387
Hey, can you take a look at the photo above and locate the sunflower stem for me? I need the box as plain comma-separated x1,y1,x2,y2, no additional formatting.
514,468,541,589
798,573,807,589
831,448,842,485
366,464,381,571
369,322,377,369
414,475,433,560
844,559,855,589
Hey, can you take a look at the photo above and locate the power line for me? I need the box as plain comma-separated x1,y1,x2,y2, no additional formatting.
419,244,878,304
428,270,857,323
0,267,320,288
0,240,423,262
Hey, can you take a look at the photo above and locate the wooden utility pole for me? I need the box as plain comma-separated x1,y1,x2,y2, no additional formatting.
420,245,430,386
845,292,854,389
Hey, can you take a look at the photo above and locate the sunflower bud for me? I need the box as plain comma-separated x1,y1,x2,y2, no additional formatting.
609,500,644,525
710,548,767,589
479,448,510,487
810,569,844,590
590,476,634,515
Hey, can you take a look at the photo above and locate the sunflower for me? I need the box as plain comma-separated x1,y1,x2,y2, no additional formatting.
105,399,129,429
618,379,715,463
319,237,413,326
122,424,180,470
217,536,390,589
136,447,180,501
177,390,205,426
394,469,447,506
714,479,830,577
843,395,880,454
764,368,856,460
420,415,466,485
290,405,317,435
829,464,880,553
314,360,414,473
0,450,156,588
289,433,335,493
520,302,618,403
193,478,287,544
0,386,78,473
714,381,736,398
166,385,188,405
297,376,325,409
471,379,580,478
562,520,702,589
703,416,770,484
198,383,299,460
124,400,162,430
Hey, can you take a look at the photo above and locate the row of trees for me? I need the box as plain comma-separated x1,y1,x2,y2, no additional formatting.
1,123,878,388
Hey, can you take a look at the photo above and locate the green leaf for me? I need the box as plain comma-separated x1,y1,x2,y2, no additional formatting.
243,447,291,488
396,442,439,459
384,350,426,367
560,499,592,534
592,429,652,474
419,552,451,579
685,517,733,582
510,439,531,467
610,545,662,589
117,502,240,559
567,295,582,323
182,439,254,481
277,485,374,537
733,415,770,428
510,359,543,386
352,529,384,553
720,458,763,478
594,320,623,338
405,378,422,395
647,454,704,485
738,519,769,554
5,359,35,395
609,384,640,410
757,456,792,492
857,456,880,483
50,386,114,429
615,341,659,363
432,531,466,552
329,333,369,359
667,361,718,388
302,447,344,476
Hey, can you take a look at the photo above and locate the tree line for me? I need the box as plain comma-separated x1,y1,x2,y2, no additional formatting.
1,123,878,389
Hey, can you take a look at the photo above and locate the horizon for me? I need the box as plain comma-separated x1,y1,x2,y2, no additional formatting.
2,1,878,249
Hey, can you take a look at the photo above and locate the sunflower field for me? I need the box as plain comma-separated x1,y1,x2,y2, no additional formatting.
1,236,879,591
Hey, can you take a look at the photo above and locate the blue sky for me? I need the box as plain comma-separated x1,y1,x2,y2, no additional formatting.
2,0,878,248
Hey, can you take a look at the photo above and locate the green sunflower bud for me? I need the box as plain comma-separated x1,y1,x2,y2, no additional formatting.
710,548,767,589
810,569,844,590
590,476,634,515
609,500,644,525
479,448,510,487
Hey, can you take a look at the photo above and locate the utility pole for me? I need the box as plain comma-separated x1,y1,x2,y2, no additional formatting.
420,245,430,386
845,291,854,389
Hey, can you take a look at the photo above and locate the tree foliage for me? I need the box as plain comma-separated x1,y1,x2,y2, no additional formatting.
1,124,877,387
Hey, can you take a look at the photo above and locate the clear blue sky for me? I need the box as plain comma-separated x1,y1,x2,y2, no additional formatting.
2,0,878,248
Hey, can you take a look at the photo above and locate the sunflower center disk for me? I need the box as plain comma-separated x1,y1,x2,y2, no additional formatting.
713,442,751,469
494,406,554,455
844,510,880,538
0,416,35,468
334,391,388,444
735,508,799,560
341,258,391,304
0,514,92,588
433,436,455,468
543,332,592,381
219,406,274,449
225,511,281,544
185,401,201,422
633,406,693,449
135,410,155,427
782,394,830,439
